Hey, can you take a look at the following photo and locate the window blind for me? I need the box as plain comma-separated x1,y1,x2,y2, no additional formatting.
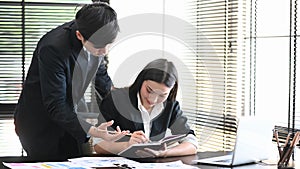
183,0,246,152
250,0,300,144
0,0,89,107
0,2,23,104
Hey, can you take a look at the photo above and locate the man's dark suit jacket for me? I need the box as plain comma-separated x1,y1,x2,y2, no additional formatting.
97,88,195,142
14,20,112,160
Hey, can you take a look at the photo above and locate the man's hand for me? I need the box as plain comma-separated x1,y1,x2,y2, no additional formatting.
89,120,129,141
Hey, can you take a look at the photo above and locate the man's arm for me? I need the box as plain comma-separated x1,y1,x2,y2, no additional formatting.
39,45,89,143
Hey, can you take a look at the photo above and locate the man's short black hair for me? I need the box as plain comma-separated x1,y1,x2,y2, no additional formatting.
75,2,119,47
92,0,110,4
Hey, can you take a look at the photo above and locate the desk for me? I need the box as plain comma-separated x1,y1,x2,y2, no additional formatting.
135,150,300,169
1,150,299,169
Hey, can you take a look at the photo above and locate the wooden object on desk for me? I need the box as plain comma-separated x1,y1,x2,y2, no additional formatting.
277,131,300,168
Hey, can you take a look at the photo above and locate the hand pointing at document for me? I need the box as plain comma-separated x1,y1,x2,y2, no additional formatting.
88,120,130,141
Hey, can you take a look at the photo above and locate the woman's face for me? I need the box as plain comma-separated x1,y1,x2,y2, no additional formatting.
140,80,172,109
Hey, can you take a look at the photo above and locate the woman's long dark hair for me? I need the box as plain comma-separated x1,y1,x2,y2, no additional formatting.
129,59,178,101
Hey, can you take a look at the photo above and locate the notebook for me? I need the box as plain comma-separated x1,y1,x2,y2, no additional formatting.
193,116,274,166
118,133,187,158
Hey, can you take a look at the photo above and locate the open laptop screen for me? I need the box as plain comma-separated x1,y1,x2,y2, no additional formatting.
194,117,274,166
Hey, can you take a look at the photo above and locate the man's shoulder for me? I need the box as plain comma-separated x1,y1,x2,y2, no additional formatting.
39,21,75,46
37,21,78,59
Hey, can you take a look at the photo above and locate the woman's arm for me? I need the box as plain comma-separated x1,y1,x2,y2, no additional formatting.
142,134,198,158
94,130,149,154
160,141,197,157
147,101,198,157
94,141,129,154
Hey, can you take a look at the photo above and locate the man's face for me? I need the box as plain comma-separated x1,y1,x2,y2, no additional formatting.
76,30,112,57
83,40,111,57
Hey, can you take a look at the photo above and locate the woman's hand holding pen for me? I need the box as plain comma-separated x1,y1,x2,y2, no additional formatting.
89,120,130,141
128,130,150,146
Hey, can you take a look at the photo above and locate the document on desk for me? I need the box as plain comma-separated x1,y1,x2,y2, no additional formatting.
68,156,139,168
134,160,199,169
69,157,199,169
2,157,136,169
118,133,187,158
3,157,199,169
3,161,92,169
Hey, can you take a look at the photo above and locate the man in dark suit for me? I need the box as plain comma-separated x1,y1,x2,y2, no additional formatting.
14,2,126,161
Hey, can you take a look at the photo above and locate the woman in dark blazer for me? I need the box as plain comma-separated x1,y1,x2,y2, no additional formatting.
14,2,127,161
94,59,198,158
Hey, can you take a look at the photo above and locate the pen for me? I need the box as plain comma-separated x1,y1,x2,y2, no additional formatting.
273,129,282,157
279,131,300,165
97,129,132,136
283,132,291,148
284,132,300,165
279,132,291,161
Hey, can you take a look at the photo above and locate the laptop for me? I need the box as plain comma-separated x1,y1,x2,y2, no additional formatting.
194,116,274,166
